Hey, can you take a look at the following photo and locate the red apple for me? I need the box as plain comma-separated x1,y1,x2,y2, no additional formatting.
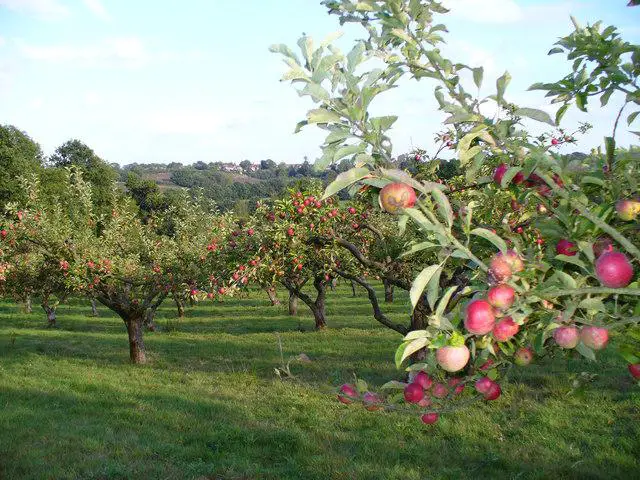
464,300,496,335
487,284,515,311
484,382,501,401
580,326,609,350
432,383,449,399
0,229,6,239
556,239,578,256
493,164,508,185
348,207,357,214
474,377,494,394
492,317,519,342
420,412,439,424
489,256,512,282
404,383,424,404
362,392,383,411
514,347,534,366
379,183,417,214
551,138,559,145
593,236,614,258
338,384,357,404
628,364,640,379
595,251,634,288
287,227,295,237
436,345,470,372
413,371,433,390
553,325,579,349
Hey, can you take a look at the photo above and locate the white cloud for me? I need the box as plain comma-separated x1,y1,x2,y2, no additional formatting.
82,0,110,21
18,37,149,67
442,0,523,24
0,0,69,19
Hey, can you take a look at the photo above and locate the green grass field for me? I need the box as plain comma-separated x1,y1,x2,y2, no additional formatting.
1,283,639,480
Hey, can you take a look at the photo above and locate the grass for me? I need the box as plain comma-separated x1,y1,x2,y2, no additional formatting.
0,282,639,480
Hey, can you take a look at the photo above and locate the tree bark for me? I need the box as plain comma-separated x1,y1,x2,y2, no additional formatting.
90,297,99,317
41,301,57,328
125,316,146,364
350,280,357,297
312,277,327,329
409,298,431,362
288,291,298,316
265,285,281,306
383,279,394,303
23,295,32,314
174,294,185,319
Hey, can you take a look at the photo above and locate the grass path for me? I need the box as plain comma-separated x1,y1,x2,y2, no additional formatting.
1,283,639,479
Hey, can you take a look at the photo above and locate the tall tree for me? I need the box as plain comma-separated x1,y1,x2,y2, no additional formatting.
0,125,44,208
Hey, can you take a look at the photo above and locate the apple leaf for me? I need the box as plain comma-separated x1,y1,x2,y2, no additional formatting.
410,264,442,310
470,228,507,254
322,167,370,199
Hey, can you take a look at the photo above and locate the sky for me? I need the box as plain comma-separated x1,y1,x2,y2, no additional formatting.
0,0,639,166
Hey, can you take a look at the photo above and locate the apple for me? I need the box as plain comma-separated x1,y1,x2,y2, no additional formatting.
616,199,640,221
431,383,448,399
247,228,255,236
483,382,501,401
287,228,295,237
0,230,6,239
404,383,424,403
464,300,496,335
493,163,524,186
551,138,559,145
413,371,433,390
379,183,417,214
628,364,640,379
362,392,383,411
580,326,609,350
489,255,512,282
556,239,578,256
553,325,579,349
338,384,357,404
348,207,357,214
420,412,439,424
493,317,519,342
474,377,494,394
436,345,470,372
487,284,515,311
514,347,534,366
593,236,614,258
595,251,634,288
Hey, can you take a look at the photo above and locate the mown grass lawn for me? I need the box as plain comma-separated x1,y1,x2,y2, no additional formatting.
1,282,639,480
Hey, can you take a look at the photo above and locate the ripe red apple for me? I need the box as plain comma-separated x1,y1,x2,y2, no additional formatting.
218,287,226,295
489,255,513,282
287,227,295,237
413,371,433,390
580,326,609,350
404,383,424,404
436,345,470,372
0,229,6,239
207,292,214,299
479,358,494,371
417,396,431,408
464,300,496,335
338,384,357,404
348,207,357,214
514,347,534,366
553,325,579,349
487,284,515,311
474,377,494,394
483,382,501,401
420,412,439,424
247,228,255,236
503,250,525,272
493,164,508,185
551,138,559,145
628,364,640,379
493,317,519,342
362,392,383,411
556,239,578,256
379,183,417,214
432,383,449,399
595,251,634,288
616,199,640,221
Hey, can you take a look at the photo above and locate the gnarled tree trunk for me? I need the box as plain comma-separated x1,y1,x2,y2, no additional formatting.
383,279,394,303
23,295,32,314
41,299,57,328
174,294,185,319
409,297,431,362
125,316,146,364
265,285,281,306
90,297,99,317
350,280,357,297
288,291,298,316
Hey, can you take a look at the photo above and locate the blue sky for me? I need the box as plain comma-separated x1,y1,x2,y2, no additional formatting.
0,0,639,166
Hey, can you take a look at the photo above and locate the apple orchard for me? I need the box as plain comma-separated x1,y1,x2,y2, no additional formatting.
1,0,640,426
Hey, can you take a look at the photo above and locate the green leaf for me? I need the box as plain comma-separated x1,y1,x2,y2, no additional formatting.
427,266,443,310
501,167,523,188
459,145,483,165
269,44,301,64
333,144,366,162
398,337,429,367
555,104,569,125
576,342,596,361
577,297,606,313
548,47,564,55
496,71,511,104
472,67,484,89
356,378,368,394
410,265,442,310
430,188,453,227
554,254,587,270
404,330,429,341
470,228,507,254
576,92,587,112
435,286,458,319
320,30,344,47
628,111,640,126
581,176,604,187
514,108,555,126
346,42,365,72
380,380,407,390
322,167,370,199
400,241,438,257
307,108,342,124
391,28,416,45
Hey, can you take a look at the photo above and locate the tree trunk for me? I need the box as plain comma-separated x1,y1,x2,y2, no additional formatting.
174,295,185,319
90,298,99,317
265,285,281,306
42,302,57,327
383,279,394,303
144,309,157,332
313,278,327,330
409,298,430,361
23,295,33,314
125,316,146,364
288,291,298,316
350,280,357,297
